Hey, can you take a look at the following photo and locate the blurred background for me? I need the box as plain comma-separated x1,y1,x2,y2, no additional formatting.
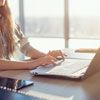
9,0,100,53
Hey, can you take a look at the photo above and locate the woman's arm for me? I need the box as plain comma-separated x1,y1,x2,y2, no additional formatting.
0,59,27,70
19,38,46,59
15,24,64,59
0,55,57,70
20,42,46,59
15,24,46,59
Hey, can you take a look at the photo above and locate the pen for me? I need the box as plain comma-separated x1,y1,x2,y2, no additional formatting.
75,48,97,53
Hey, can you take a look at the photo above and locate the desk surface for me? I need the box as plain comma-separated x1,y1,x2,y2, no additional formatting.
0,69,100,100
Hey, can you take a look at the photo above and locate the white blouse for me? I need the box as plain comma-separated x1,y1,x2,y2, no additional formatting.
0,24,34,59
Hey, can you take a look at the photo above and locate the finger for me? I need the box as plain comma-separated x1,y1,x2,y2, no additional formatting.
60,50,64,59
56,50,64,60
48,50,51,55
51,60,58,66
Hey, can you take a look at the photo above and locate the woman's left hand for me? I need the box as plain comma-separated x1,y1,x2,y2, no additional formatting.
48,50,65,60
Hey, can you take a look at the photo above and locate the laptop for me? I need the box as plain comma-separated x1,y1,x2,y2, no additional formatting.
30,48,100,81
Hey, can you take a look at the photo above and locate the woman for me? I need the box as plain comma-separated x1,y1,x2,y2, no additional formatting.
0,0,64,70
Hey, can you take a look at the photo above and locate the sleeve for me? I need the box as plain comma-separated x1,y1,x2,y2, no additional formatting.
15,24,34,56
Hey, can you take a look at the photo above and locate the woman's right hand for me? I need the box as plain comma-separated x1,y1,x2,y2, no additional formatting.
38,55,57,66
28,55,57,69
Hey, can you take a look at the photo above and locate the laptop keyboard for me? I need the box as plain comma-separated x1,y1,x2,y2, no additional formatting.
47,59,90,75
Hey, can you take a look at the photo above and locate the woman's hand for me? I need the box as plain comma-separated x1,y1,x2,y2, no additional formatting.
27,55,57,69
48,50,65,60
38,55,57,66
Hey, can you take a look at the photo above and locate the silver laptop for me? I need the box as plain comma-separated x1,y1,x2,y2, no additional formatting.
30,48,100,80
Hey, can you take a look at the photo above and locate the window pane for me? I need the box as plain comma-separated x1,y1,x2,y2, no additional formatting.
69,0,100,39
9,0,19,23
24,0,64,38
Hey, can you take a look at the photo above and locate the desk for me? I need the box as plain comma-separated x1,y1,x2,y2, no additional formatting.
0,70,100,100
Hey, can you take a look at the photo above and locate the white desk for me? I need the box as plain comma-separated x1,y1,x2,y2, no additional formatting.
0,69,100,100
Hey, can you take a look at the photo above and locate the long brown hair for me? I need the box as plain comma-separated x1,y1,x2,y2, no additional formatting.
0,1,15,58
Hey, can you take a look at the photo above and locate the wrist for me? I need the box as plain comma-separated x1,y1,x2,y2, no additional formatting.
26,58,42,70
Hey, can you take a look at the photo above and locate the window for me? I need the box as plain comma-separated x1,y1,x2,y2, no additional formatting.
9,0,19,23
68,0,100,48
9,0,100,51
24,0,64,38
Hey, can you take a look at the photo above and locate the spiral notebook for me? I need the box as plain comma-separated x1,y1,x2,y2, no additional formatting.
0,87,44,100
0,76,45,100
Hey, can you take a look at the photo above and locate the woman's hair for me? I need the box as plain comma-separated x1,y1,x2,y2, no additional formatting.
0,1,15,58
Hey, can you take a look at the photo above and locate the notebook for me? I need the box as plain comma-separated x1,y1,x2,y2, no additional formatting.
30,48,100,80
0,87,44,100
